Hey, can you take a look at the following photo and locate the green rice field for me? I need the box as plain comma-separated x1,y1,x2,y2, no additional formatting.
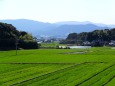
0,47,115,86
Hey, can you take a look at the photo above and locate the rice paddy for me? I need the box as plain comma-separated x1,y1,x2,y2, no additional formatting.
0,47,114,86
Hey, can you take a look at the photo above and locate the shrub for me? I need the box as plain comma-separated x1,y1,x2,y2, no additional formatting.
19,40,38,49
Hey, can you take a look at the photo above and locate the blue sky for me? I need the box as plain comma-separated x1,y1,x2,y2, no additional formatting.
0,0,115,24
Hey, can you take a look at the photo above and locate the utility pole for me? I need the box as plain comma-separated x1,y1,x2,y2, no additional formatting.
15,38,18,55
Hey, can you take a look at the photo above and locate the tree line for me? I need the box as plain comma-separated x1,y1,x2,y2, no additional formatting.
0,22,39,50
60,28,115,46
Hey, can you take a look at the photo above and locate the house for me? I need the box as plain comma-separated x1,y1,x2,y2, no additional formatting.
91,40,104,46
83,41,91,46
109,40,115,46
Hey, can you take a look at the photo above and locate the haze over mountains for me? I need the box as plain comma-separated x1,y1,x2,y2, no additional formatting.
0,19,114,38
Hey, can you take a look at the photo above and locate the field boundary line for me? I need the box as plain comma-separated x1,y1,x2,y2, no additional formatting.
0,62,110,64
10,62,85,86
103,75,115,86
0,62,78,64
75,63,115,86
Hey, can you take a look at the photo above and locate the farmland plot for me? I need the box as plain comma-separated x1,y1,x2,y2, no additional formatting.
0,47,114,86
0,63,73,86
5,63,114,86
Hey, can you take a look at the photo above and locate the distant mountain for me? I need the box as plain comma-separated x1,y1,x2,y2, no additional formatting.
55,21,109,27
0,19,54,35
42,24,108,36
0,19,113,37
108,25,115,28
55,21,93,25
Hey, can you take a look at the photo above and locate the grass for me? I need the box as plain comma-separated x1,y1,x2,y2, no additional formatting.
105,78,115,86
0,47,115,86
0,64,72,85
79,63,115,86
40,42,60,47
0,47,115,63
15,63,114,86
40,42,66,49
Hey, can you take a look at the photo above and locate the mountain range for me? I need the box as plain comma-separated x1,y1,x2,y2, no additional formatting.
0,19,114,38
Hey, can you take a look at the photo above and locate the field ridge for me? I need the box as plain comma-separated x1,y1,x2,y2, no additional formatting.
75,63,115,86
103,75,115,86
10,63,84,86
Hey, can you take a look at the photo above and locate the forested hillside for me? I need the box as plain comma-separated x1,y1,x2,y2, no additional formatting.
63,28,115,46
0,22,38,50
